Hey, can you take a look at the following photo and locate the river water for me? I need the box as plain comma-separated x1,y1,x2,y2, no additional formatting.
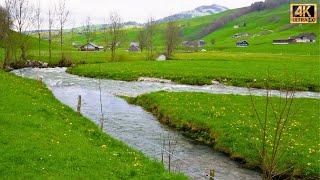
11,68,319,179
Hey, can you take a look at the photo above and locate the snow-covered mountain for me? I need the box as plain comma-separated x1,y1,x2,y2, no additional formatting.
157,4,228,23
57,3,228,32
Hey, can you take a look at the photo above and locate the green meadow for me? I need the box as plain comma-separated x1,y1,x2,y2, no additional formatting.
129,92,320,178
67,51,319,92
0,70,185,179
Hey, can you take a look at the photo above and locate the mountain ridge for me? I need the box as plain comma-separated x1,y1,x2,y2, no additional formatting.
157,4,228,23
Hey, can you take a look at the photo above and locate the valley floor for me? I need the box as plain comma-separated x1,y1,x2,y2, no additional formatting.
1,48,319,178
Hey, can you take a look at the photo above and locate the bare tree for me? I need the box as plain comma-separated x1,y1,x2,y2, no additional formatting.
70,19,75,47
48,8,54,63
137,29,146,53
35,0,42,57
102,19,108,52
0,6,8,41
108,12,124,62
57,0,69,59
165,20,180,58
0,4,14,68
250,76,297,179
8,0,35,60
83,17,95,44
145,17,156,61
82,17,96,62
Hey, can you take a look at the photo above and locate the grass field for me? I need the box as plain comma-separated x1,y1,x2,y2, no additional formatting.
129,92,320,178
67,51,320,92
0,70,185,179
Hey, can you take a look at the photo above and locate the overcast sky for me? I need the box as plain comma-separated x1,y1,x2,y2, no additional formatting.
0,0,262,28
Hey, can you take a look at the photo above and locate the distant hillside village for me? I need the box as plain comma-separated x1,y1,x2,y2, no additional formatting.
77,31,316,52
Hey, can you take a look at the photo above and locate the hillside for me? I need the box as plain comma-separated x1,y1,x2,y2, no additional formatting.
202,4,319,54
50,3,318,55
56,9,235,48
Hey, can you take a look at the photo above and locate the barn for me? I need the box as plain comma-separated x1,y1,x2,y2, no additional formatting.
182,40,206,48
79,43,104,51
273,33,316,45
290,33,316,43
236,40,249,47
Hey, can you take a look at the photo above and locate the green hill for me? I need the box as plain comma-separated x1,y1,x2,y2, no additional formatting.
55,9,236,49
202,4,319,54
47,3,319,55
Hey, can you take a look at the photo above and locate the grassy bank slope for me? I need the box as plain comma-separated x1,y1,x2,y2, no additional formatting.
0,70,185,179
130,92,320,178
68,52,320,92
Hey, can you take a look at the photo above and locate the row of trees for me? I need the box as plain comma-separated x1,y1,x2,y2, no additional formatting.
84,15,180,61
92,15,180,62
83,13,125,62
137,18,181,60
0,0,69,69
1,0,181,66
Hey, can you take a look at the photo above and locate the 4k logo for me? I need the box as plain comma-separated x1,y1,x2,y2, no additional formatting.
291,4,317,23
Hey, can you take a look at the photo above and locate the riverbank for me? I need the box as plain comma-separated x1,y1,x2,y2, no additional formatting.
0,70,185,179
2,47,318,92
67,52,320,92
128,91,320,178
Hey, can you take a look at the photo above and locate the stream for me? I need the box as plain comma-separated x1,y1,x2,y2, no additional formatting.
12,68,319,180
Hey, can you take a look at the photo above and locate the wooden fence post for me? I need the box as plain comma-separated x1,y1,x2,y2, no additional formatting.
100,114,104,130
77,95,81,114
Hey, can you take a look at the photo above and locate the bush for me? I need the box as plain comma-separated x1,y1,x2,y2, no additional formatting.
58,54,73,67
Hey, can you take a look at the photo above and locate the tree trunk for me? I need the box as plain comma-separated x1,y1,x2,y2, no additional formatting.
38,33,41,57
49,38,52,63
20,45,26,60
60,27,63,59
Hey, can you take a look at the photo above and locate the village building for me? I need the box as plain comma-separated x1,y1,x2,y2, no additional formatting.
289,33,316,43
79,43,104,51
273,33,316,45
182,40,206,48
128,42,140,52
236,40,249,47
198,40,206,47
232,32,251,38
272,39,295,45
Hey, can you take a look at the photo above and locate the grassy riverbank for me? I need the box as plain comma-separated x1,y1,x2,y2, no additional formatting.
129,92,320,178
0,70,185,179
67,52,319,92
